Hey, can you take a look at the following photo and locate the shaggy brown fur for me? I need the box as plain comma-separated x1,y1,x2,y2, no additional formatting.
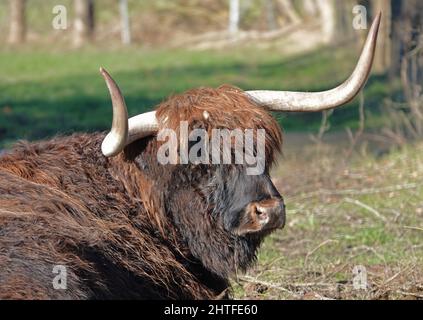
156,85,282,163
0,86,283,299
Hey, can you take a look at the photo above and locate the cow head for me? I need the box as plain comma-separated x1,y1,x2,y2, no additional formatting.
98,14,380,277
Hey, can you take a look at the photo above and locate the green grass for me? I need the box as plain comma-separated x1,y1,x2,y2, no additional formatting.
0,45,392,148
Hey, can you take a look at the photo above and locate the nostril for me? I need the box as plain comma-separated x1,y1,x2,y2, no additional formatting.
255,205,266,216
254,205,270,225
247,199,286,231
255,206,262,215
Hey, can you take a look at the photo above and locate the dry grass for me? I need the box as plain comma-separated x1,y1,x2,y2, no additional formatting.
233,139,423,300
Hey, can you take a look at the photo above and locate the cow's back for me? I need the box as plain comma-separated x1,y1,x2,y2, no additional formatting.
0,134,217,299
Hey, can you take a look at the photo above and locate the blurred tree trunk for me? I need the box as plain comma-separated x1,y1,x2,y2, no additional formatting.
334,0,359,42
276,0,301,24
228,0,240,35
390,0,403,77
313,0,360,45
265,0,277,30
302,0,318,17
119,0,131,45
371,0,392,73
73,0,95,47
8,0,26,45
390,0,423,76
315,0,336,44
404,2,423,135
389,0,423,138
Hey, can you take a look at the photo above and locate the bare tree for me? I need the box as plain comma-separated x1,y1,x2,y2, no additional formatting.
302,0,319,17
307,0,359,45
265,0,277,30
276,0,301,24
73,0,95,47
385,0,423,141
8,0,26,45
398,0,423,137
228,0,240,35
334,0,359,42
315,0,336,44
119,0,131,45
371,0,392,73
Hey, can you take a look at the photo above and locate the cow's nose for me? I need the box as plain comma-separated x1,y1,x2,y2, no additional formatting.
254,198,286,230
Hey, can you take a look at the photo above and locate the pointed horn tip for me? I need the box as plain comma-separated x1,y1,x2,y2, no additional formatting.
373,12,382,29
99,67,119,93
100,68,115,82
99,67,109,78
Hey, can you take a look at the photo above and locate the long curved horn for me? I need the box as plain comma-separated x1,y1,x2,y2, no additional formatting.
100,67,129,157
100,68,159,157
246,12,381,112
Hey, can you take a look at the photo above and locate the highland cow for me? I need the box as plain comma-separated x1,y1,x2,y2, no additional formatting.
0,15,380,299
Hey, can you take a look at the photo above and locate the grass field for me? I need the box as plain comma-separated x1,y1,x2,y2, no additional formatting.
0,45,390,148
